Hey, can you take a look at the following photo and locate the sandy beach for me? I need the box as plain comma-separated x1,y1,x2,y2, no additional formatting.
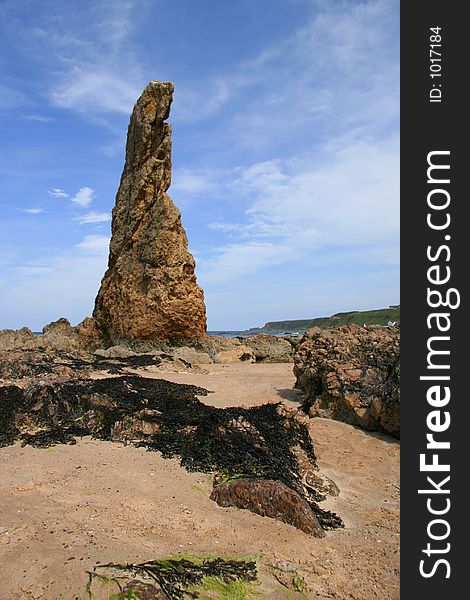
0,363,399,599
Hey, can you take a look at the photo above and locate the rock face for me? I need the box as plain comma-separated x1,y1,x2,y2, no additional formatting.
93,81,207,343
294,325,400,437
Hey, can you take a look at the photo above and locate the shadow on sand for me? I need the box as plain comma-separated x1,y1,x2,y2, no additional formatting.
275,387,303,403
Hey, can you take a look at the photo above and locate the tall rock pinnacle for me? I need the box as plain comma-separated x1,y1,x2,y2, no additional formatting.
93,81,207,342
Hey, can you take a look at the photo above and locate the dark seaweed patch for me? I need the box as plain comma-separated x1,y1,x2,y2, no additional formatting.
0,349,182,380
0,375,342,529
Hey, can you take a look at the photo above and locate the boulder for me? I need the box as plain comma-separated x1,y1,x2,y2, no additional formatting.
294,325,400,437
196,335,241,357
172,346,213,364
214,346,255,364
94,345,138,359
210,478,325,537
244,334,293,363
93,81,207,343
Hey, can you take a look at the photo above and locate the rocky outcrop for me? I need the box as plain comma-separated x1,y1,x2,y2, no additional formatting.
0,318,103,352
93,81,207,343
294,325,400,437
73,317,104,351
243,334,293,363
210,478,325,537
0,327,36,349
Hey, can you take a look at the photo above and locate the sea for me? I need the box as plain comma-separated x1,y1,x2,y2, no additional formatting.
33,330,303,338
208,330,303,339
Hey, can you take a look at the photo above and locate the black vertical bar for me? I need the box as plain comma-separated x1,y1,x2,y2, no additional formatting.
401,2,467,597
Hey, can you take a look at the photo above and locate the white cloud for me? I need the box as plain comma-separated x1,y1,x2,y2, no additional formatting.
171,168,215,195
233,159,289,190
75,211,111,225
52,69,142,115
26,1,148,117
201,242,295,284
207,222,244,234
172,79,233,123
240,137,400,246
24,208,42,214
0,249,109,330
75,234,110,255
48,188,69,198
202,134,399,282
175,0,398,158
0,230,110,330
71,186,94,208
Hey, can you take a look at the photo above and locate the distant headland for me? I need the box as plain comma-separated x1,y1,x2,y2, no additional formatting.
245,306,400,335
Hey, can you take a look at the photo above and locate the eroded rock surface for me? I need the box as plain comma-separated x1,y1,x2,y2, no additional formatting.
93,81,206,343
294,325,400,437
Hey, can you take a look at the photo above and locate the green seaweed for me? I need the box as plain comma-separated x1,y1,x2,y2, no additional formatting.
86,555,258,600
292,574,306,594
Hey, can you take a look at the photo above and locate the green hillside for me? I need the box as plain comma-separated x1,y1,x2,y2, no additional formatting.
250,307,400,333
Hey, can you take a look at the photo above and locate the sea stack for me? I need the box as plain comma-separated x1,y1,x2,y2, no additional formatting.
93,81,207,342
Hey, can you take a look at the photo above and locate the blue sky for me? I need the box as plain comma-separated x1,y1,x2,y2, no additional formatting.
0,0,399,331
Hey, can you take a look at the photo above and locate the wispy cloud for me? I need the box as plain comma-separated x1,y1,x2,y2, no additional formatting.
187,0,400,289
51,69,142,115
75,234,109,255
172,79,233,123
203,135,399,282
0,84,26,110
71,186,94,208
171,168,216,195
75,211,110,225
48,188,69,198
0,244,109,330
174,0,398,158
26,1,148,117
24,208,43,214
202,241,295,284
23,114,53,122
